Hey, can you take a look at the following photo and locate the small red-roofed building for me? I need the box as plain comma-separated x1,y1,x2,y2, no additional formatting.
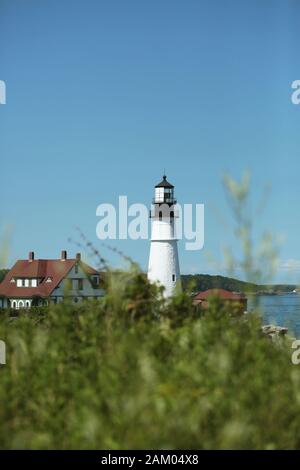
193,288,247,314
0,251,104,309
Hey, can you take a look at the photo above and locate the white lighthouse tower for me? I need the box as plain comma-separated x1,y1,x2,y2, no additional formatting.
147,175,181,297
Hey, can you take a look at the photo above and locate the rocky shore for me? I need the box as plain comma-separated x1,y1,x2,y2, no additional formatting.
262,324,289,340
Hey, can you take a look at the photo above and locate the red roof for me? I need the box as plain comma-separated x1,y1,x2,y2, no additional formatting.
0,257,99,299
194,288,245,301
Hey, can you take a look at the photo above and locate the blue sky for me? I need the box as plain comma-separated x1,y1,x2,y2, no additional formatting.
0,0,300,283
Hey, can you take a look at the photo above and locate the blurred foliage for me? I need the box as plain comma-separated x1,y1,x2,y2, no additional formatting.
0,269,8,283
0,270,300,450
223,172,279,286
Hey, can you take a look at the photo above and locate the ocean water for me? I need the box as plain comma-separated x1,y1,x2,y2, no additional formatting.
248,294,300,338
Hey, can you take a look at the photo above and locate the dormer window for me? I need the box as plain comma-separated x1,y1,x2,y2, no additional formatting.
16,278,38,287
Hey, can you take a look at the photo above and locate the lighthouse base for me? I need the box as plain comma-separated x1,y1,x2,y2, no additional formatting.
147,240,181,298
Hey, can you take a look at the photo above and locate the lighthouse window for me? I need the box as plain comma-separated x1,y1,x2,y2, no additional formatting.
172,274,176,282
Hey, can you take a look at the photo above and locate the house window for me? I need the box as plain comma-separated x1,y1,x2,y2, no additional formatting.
78,279,83,290
16,279,22,287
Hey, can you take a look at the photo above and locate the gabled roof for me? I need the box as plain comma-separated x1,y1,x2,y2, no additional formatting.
81,262,99,276
194,288,245,301
155,175,174,189
0,257,100,299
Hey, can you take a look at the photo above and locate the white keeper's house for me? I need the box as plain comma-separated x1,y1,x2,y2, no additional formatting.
0,250,104,309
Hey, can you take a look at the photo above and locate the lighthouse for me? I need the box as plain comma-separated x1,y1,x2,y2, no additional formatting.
147,175,181,297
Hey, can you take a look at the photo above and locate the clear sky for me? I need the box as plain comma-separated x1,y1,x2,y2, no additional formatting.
0,0,300,283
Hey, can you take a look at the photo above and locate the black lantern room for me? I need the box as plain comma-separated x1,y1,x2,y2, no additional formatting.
151,175,177,220
154,175,176,205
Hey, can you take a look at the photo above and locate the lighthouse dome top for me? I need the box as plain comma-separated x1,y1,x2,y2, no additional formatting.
155,175,174,189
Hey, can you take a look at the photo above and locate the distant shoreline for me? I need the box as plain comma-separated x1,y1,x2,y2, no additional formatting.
1,269,298,296
181,273,298,296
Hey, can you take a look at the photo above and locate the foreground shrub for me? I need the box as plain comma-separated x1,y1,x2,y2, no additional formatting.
0,272,299,449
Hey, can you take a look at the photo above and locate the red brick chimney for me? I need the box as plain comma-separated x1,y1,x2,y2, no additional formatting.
61,250,67,261
29,251,34,262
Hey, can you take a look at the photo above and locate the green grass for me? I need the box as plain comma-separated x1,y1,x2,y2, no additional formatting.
0,270,300,449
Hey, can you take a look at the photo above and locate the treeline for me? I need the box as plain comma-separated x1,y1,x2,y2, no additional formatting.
0,269,8,283
181,274,296,295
